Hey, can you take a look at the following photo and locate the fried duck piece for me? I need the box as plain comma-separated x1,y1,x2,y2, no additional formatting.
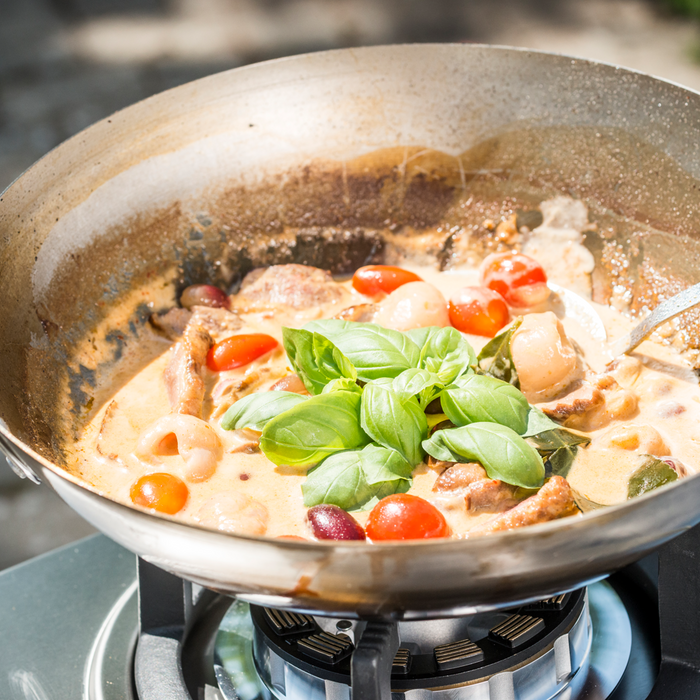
333,303,378,323
232,264,347,310
151,306,241,341
469,476,579,535
433,463,523,513
150,307,192,339
433,462,487,491
464,480,522,513
539,372,638,431
164,321,213,417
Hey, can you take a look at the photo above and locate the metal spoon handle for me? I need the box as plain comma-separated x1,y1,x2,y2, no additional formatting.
611,282,700,356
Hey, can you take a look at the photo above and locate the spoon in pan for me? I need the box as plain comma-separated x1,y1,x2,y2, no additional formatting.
549,282,700,360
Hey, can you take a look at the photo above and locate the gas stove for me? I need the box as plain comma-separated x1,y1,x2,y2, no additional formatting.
1,530,699,700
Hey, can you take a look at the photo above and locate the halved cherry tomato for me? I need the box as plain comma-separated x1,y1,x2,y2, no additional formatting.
480,252,550,307
130,473,189,514
449,286,509,337
352,265,423,296
366,494,450,541
207,334,278,372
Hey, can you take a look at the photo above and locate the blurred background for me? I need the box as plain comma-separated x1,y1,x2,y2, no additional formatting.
2,0,700,569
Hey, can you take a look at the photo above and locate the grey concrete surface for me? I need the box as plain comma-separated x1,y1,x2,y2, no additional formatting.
1,0,700,569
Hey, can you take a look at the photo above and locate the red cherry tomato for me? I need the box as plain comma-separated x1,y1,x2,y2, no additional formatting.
207,334,278,372
130,473,189,514
352,265,423,296
449,286,509,337
480,252,550,307
366,494,450,541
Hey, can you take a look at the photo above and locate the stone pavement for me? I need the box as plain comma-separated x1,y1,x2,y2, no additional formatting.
1,0,700,569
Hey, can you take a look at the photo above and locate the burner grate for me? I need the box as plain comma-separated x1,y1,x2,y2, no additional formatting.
247,588,595,698
489,614,546,649
433,638,484,671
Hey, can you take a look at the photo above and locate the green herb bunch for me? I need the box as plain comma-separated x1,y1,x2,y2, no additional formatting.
221,319,588,511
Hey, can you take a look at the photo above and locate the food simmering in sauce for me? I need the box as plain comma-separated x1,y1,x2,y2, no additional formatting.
68,199,698,541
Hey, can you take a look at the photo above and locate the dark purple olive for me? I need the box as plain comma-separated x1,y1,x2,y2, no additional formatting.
306,505,366,541
180,284,229,310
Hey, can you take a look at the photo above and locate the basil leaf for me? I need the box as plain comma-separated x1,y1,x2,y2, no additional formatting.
477,317,523,387
406,326,437,350
392,368,443,408
260,390,369,467
322,377,362,395
361,383,427,466
423,423,545,488
301,444,412,510
303,318,355,338
220,391,308,432
362,480,411,510
323,323,421,381
528,428,590,478
521,406,560,437
283,328,356,395
440,374,529,433
627,455,678,499
420,326,476,384
360,444,413,484
302,451,372,510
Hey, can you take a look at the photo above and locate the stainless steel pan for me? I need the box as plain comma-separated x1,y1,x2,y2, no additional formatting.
2,44,700,618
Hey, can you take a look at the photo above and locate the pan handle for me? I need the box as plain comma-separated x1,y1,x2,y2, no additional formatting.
0,433,41,484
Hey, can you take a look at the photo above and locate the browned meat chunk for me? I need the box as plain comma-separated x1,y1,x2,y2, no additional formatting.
191,306,241,336
164,322,213,417
433,462,487,491
334,303,378,323
151,306,240,340
469,476,578,535
539,381,603,420
211,367,286,418
232,264,347,310
538,372,638,431
464,480,522,513
150,307,192,340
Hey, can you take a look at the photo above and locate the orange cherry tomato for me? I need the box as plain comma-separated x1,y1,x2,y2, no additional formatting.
352,265,423,296
366,494,450,541
480,252,550,307
207,333,278,372
130,473,189,514
449,286,510,337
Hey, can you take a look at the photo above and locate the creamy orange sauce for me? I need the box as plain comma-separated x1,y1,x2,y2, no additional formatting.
65,199,700,540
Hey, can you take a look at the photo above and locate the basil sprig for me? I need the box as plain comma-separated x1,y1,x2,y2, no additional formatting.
360,382,428,467
221,391,308,432
423,423,545,489
220,317,588,509
302,444,411,510
440,374,529,433
260,390,369,467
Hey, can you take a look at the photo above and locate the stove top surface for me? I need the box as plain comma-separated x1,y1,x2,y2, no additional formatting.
0,536,136,699
0,534,666,700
